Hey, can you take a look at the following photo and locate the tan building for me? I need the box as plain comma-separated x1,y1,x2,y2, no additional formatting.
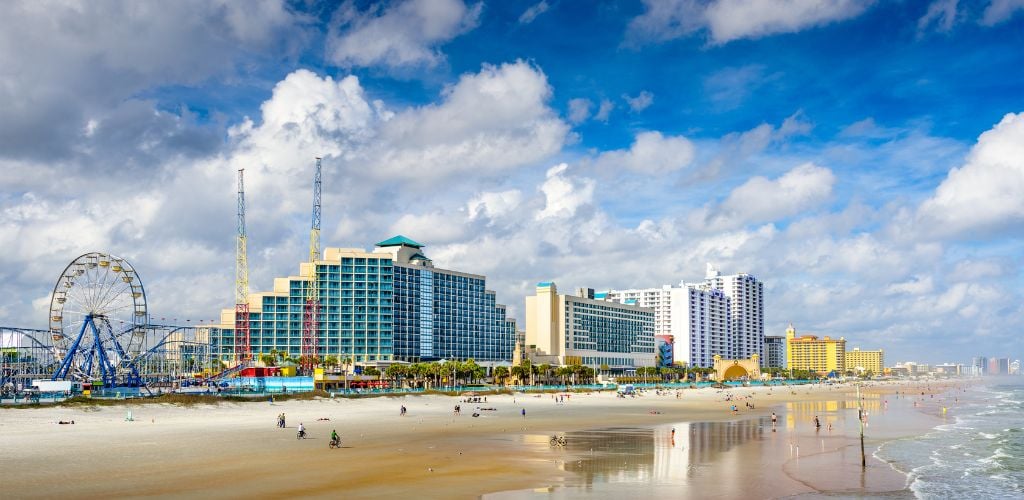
845,347,884,375
785,324,846,375
525,282,655,371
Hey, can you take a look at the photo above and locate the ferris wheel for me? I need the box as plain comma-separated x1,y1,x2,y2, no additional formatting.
47,252,148,386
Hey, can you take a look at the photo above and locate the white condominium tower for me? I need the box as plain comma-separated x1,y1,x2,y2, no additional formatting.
704,264,765,365
604,282,731,368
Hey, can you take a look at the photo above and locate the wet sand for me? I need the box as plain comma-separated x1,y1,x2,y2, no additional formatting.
0,381,969,499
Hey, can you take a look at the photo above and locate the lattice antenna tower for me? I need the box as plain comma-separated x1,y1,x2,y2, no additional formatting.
235,168,251,363
301,157,322,369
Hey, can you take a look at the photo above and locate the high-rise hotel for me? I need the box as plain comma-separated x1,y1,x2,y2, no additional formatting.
525,283,655,371
210,236,517,368
603,265,764,368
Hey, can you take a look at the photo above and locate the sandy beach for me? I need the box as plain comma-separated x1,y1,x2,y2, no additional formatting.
0,381,971,499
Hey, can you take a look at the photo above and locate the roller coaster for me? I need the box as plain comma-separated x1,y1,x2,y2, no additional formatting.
1,252,215,397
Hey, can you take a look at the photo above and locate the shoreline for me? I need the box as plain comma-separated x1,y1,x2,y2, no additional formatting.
0,380,972,499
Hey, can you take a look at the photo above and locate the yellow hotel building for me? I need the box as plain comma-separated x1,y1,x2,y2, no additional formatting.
845,348,884,375
785,324,846,375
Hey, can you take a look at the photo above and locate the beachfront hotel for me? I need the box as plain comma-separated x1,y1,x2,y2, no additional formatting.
785,324,846,375
602,265,763,368
763,335,786,368
845,347,884,375
704,265,765,364
209,236,516,368
525,282,655,372
604,283,730,368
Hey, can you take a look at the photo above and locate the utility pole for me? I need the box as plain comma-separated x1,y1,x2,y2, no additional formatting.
235,169,251,365
302,157,322,374
858,383,866,468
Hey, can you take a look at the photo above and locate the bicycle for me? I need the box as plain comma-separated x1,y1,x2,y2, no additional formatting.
549,435,567,447
329,437,341,449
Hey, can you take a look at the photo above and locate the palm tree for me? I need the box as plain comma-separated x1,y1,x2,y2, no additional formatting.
509,365,525,385
493,366,509,385
538,363,551,385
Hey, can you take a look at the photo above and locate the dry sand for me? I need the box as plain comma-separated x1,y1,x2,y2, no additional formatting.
0,381,970,499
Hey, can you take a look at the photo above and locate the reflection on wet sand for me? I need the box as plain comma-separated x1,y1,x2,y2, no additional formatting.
546,419,767,491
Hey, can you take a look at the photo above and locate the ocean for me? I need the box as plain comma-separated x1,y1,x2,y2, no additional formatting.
876,380,1024,499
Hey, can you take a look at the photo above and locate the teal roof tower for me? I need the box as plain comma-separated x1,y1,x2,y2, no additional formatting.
375,235,424,248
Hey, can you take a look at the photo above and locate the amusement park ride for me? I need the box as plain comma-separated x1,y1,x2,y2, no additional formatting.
0,251,210,395
0,158,327,397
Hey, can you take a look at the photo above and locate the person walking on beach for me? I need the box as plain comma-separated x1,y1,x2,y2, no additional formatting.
521,408,526,419
400,405,407,416
814,415,821,430
771,412,777,430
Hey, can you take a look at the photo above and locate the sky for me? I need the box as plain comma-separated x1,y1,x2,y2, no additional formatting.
1,0,1022,365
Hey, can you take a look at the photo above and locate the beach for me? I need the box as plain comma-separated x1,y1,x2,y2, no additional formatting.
0,381,971,499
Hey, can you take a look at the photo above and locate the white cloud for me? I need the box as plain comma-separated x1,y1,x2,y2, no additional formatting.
536,163,596,220
594,99,615,122
626,0,873,45
592,131,695,175
389,211,466,244
326,0,482,69
623,91,654,112
701,163,835,229
368,60,570,180
885,276,935,296
519,1,550,24
980,0,1024,25
917,112,1024,237
567,98,593,124
918,0,960,34
468,190,524,224
0,0,304,161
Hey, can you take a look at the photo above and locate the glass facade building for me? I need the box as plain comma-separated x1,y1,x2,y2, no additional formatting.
526,282,655,371
211,237,516,366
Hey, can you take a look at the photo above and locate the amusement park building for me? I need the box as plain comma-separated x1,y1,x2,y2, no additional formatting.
210,236,516,367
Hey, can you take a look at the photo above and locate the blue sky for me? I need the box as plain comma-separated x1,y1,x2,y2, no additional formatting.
1,0,1022,364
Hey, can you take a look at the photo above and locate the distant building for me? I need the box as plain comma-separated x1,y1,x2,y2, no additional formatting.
763,335,786,368
1010,359,1020,375
656,335,674,367
845,348,884,375
972,356,988,375
988,357,1010,375
785,324,846,375
526,282,655,371
704,265,765,365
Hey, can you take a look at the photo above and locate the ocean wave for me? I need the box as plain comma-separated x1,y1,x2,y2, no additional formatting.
979,431,998,439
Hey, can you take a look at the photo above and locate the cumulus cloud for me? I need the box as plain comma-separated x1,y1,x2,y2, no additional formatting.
626,0,873,45
980,0,1024,25
468,190,524,224
697,163,835,229
519,1,550,24
326,0,482,69
536,164,596,220
389,211,466,243
592,131,696,175
368,60,570,180
623,91,654,112
0,0,304,163
917,112,1024,237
